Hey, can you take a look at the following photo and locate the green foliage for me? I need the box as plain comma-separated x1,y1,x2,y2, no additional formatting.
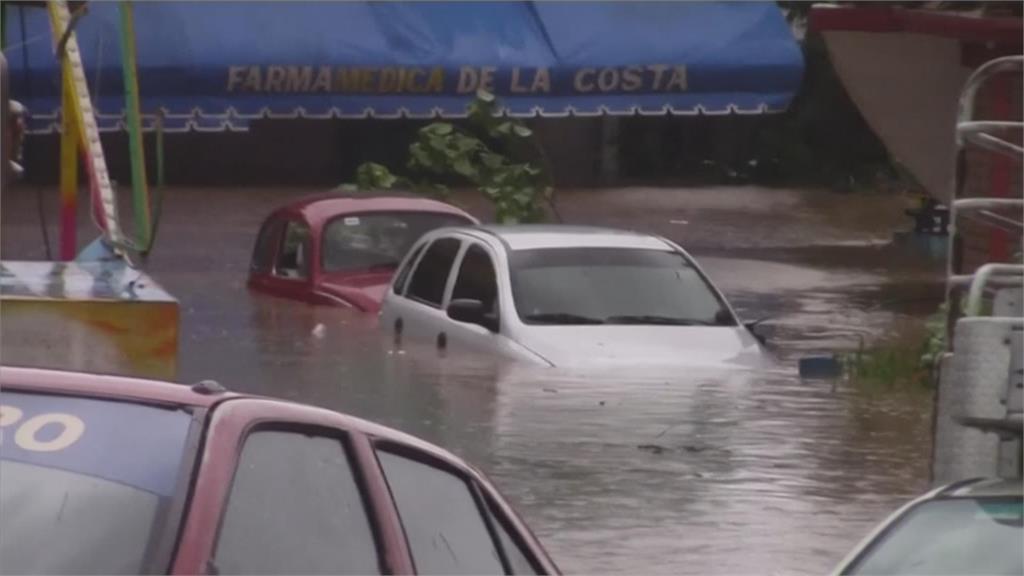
919,304,948,372
354,162,401,190
842,339,930,390
345,90,552,224
841,305,950,391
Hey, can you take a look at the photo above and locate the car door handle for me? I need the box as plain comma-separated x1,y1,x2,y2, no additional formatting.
393,318,403,345
436,332,447,350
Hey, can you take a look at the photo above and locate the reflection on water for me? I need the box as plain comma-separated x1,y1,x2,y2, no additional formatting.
1,186,939,574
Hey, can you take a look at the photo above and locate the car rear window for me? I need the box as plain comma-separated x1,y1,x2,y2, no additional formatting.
843,497,1023,575
0,391,193,575
322,211,472,273
509,247,733,326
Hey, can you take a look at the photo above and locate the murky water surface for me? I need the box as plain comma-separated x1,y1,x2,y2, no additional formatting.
2,185,940,574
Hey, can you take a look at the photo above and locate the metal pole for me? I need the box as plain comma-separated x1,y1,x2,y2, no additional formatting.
118,1,150,248
59,74,78,260
1,52,9,190
156,109,164,188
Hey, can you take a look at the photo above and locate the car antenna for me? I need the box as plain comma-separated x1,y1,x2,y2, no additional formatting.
191,380,227,395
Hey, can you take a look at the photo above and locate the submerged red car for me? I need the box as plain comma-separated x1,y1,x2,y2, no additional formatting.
248,193,478,311
0,366,558,575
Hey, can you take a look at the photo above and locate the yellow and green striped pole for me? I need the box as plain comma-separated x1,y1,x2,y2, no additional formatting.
59,74,79,260
119,1,151,250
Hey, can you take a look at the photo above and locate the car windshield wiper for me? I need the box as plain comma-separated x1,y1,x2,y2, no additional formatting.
523,312,606,325
605,315,715,326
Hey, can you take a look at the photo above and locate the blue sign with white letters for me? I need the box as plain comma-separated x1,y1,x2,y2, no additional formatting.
0,392,192,496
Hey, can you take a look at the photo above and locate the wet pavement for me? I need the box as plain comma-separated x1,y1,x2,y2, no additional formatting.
2,184,941,574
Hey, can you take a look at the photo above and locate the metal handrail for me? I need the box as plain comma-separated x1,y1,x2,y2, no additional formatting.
964,264,1024,317
944,55,1024,339
956,56,1024,144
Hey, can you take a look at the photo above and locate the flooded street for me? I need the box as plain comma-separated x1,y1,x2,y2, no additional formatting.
2,185,940,574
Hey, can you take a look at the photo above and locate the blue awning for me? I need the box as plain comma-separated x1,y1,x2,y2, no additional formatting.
4,1,803,133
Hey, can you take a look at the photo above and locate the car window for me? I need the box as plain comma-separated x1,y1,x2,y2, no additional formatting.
275,220,311,279
377,450,503,575
251,218,282,273
213,430,379,575
451,244,499,321
510,247,734,326
843,497,1023,576
393,242,427,295
485,500,541,575
0,391,193,575
406,237,461,307
322,211,471,273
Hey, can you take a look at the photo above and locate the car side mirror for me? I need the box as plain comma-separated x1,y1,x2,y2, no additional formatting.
448,299,498,332
744,320,770,345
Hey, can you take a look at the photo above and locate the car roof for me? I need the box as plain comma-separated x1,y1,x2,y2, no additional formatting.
0,366,480,467
940,477,1023,498
276,191,477,228
470,224,673,251
0,366,229,409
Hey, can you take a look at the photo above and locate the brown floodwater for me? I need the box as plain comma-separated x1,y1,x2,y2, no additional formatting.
1,184,941,574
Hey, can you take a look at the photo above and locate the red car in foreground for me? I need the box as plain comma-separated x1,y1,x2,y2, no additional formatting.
248,193,478,311
0,366,557,575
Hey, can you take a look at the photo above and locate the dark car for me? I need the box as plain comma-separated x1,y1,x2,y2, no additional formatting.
248,193,478,311
0,366,557,575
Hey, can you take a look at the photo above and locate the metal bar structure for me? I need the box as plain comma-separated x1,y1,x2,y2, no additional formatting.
965,264,1024,317
944,55,1024,331
59,73,78,259
47,0,124,251
118,1,151,250
933,55,1023,484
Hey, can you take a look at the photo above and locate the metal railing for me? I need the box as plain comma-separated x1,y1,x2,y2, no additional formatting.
933,55,1023,484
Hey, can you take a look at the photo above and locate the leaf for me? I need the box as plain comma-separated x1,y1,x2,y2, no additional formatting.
452,158,476,178
339,183,358,192
452,134,480,153
481,153,505,169
409,144,430,167
423,122,454,136
513,125,533,138
514,190,533,203
476,89,496,103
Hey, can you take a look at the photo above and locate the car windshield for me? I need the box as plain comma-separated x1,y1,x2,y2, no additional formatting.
0,391,193,575
844,497,1023,575
509,247,735,326
321,211,472,273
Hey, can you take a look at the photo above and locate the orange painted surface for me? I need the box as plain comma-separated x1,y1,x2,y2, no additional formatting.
1,261,179,380
1,300,179,380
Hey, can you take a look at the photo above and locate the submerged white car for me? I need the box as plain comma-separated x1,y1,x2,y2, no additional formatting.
379,225,769,368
